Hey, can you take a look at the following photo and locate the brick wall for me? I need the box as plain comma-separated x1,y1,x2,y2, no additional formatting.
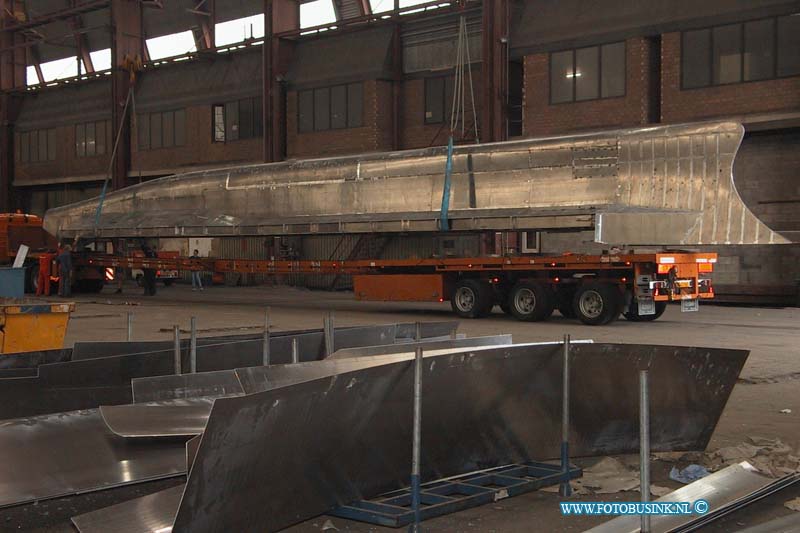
661,32,800,123
735,130,800,237
523,37,654,137
15,124,110,184
286,80,394,158
132,104,262,178
400,76,483,150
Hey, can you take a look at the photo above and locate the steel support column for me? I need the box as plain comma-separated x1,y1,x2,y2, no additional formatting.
263,0,298,163
480,0,508,143
0,0,25,211
110,0,143,190
191,0,215,51
391,23,402,151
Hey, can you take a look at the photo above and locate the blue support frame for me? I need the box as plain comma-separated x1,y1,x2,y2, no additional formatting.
331,461,582,528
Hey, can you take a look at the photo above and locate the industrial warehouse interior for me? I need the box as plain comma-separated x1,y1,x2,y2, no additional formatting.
0,1,799,532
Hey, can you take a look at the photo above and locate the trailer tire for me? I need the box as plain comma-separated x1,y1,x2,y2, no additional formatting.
573,283,621,326
451,279,493,319
507,282,554,322
624,301,667,322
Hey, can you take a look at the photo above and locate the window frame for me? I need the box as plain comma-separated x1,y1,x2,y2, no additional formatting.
424,75,448,125
548,41,627,105
680,14,800,90
297,82,364,133
213,104,226,143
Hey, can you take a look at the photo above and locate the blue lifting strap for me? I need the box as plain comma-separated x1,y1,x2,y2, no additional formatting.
440,135,455,231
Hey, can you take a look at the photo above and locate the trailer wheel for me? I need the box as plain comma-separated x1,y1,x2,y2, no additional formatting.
451,279,493,319
507,282,554,322
573,283,621,326
624,301,667,322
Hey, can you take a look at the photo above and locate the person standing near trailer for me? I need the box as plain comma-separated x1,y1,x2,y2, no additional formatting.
141,244,157,296
56,245,72,297
190,249,204,291
35,252,54,296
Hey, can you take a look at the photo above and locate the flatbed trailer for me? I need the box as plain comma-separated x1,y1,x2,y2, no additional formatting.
75,251,716,325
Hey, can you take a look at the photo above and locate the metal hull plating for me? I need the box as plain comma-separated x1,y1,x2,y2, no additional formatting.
0,324,412,420
172,343,747,532
43,122,786,245
0,409,186,509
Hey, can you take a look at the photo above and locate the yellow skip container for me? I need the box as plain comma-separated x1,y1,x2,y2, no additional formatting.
0,299,75,353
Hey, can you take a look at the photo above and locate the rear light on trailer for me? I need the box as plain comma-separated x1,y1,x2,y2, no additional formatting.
105,268,114,281
553,277,560,283
620,277,627,283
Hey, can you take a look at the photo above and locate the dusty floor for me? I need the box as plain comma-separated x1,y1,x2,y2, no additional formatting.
9,282,800,531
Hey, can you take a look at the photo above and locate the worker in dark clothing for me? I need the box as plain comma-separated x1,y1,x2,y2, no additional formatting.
190,249,204,291
56,245,72,297
142,244,158,296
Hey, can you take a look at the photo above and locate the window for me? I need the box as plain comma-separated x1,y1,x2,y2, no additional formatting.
682,14,800,88
549,51,573,104
778,14,800,77
713,24,742,84
17,128,57,163
575,47,599,100
75,120,111,157
682,29,711,88
211,98,262,142
297,83,363,132
745,19,775,81
137,109,187,150
549,42,626,104
213,105,225,142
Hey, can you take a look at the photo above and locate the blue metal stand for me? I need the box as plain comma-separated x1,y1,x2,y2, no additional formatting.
331,461,582,528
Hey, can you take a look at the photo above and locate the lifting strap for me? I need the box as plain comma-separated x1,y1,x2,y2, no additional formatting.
440,8,479,231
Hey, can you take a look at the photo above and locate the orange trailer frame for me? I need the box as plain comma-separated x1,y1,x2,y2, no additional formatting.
74,251,717,325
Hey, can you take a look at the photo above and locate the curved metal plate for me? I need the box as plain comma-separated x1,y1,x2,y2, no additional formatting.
71,484,184,533
328,334,512,359
172,343,747,532
100,400,214,438
0,324,406,420
0,409,186,509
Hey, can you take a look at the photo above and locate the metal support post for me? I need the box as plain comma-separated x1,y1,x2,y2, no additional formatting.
262,307,271,366
126,311,133,341
324,311,334,357
640,370,651,533
559,334,572,497
410,321,423,532
189,317,197,374
173,325,182,375
291,337,299,364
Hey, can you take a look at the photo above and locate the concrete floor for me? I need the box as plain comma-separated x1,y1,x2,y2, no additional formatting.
40,283,800,530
